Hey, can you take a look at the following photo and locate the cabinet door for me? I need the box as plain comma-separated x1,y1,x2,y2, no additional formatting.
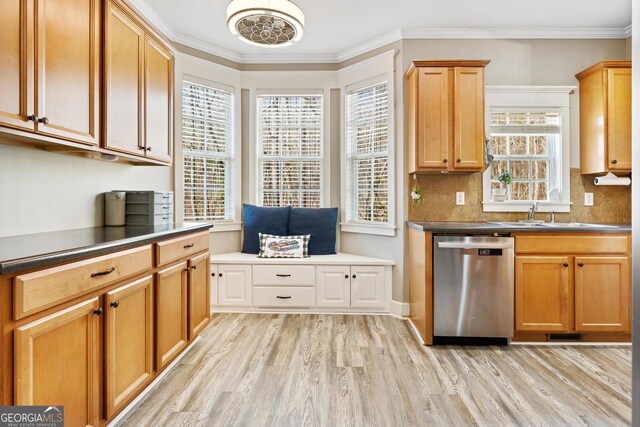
105,275,154,418
416,68,449,170
350,266,386,309
453,67,484,170
35,0,100,145
217,265,252,307
515,256,571,332
144,35,173,162
15,297,100,427
156,262,188,369
104,1,145,156
188,252,211,339
606,68,631,172
0,0,34,131
575,256,630,332
316,266,350,308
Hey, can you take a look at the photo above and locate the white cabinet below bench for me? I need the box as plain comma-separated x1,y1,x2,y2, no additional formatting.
210,253,394,313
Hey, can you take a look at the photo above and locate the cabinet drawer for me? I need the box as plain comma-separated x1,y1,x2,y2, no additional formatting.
252,265,315,287
253,287,315,308
15,245,152,319
154,192,173,204
155,231,209,267
515,235,629,254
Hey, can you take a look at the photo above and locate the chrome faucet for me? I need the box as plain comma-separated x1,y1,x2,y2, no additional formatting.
528,202,539,221
550,210,555,223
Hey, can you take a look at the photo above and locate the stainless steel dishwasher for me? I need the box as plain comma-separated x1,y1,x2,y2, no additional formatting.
433,235,514,342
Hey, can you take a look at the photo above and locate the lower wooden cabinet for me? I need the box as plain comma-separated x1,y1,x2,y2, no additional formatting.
575,256,630,332
156,262,188,369
515,256,571,332
188,252,211,339
15,297,101,427
105,275,154,418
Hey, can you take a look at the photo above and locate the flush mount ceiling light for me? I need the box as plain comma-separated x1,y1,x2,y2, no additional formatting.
227,0,305,48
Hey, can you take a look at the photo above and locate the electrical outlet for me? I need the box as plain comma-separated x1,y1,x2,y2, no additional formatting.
584,192,594,206
456,192,465,205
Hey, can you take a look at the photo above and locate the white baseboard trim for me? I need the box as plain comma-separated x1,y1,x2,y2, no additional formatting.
106,336,201,427
389,300,410,319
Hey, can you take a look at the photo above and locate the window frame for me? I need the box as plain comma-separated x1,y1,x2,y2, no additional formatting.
175,66,242,232
338,50,396,237
482,86,575,213
254,89,326,208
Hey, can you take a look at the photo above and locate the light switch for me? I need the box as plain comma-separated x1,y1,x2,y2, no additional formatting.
456,192,465,205
584,193,594,206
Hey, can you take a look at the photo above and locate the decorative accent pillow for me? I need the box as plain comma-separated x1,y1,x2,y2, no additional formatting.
288,207,338,255
241,204,290,254
258,234,310,258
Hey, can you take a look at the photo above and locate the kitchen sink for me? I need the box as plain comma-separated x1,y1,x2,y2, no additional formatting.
490,221,546,227
490,221,619,229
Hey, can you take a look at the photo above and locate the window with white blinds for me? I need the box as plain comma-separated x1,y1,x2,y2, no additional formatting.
182,80,235,222
345,81,390,224
257,94,323,207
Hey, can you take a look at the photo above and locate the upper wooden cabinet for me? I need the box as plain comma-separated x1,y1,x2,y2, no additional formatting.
406,60,490,173
104,0,174,163
0,0,100,145
576,61,631,174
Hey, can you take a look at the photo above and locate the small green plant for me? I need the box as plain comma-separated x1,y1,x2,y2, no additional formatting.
498,171,512,187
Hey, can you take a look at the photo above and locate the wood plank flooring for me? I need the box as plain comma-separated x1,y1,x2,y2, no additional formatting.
117,314,631,427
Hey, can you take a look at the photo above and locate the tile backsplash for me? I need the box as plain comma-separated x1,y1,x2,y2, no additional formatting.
408,168,630,224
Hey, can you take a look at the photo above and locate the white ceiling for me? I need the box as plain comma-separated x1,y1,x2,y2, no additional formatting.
136,0,632,63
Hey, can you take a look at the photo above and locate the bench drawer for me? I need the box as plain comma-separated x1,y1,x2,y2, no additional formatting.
253,287,315,308
252,265,315,286
15,245,152,319
156,232,209,267
515,235,629,254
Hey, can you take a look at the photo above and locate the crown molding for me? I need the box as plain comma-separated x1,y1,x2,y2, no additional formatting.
125,0,632,65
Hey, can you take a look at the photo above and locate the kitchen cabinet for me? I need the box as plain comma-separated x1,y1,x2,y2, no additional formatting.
0,0,100,145
156,262,188,369
15,297,101,427
105,275,154,418
215,264,252,307
514,234,631,336
574,256,630,332
350,265,386,309
104,0,174,163
316,266,351,308
576,61,631,174
188,252,211,339
515,256,571,332
406,60,490,173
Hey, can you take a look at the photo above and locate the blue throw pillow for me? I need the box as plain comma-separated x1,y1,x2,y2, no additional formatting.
288,207,338,255
241,204,290,254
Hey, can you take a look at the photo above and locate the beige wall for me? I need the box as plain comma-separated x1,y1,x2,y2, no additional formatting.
627,37,632,59
0,142,172,237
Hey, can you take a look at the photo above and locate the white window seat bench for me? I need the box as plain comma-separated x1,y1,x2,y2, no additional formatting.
210,252,394,313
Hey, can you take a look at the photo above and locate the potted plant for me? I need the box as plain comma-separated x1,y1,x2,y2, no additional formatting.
492,171,512,202
410,185,423,206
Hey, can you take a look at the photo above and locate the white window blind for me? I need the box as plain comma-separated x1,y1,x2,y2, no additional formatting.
345,81,390,224
257,94,323,207
489,111,562,201
182,81,235,221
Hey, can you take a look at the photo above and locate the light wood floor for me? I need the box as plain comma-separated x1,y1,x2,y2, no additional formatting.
118,314,631,427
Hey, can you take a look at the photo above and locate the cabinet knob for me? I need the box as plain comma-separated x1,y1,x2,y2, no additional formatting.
345,275,349,279
191,265,197,270
146,147,152,152
352,274,356,279
94,307,104,316
219,273,223,277
562,262,569,267
38,116,49,125
578,262,584,267
211,273,215,277
456,159,461,163
442,159,448,163
27,114,39,122
611,159,618,164
110,301,120,308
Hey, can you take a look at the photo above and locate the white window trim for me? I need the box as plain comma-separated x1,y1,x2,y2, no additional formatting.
174,53,242,232
338,50,396,236
483,86,575,213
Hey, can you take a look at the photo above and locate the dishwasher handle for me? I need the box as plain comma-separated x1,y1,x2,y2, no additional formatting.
437,241,513,250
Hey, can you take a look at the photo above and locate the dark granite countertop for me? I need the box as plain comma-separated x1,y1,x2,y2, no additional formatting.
407,221,631,234
0,223,214,275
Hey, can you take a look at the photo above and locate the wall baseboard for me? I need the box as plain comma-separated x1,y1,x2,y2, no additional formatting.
390,300,409,318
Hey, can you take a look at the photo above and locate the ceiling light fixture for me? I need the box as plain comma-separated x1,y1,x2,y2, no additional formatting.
227,0,305,48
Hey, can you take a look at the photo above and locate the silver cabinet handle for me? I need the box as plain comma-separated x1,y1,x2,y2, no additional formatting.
437,242,512,250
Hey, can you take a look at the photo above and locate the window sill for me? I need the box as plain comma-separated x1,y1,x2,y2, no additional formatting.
340,222,397,236
482,201,571,213
185,221,242,232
